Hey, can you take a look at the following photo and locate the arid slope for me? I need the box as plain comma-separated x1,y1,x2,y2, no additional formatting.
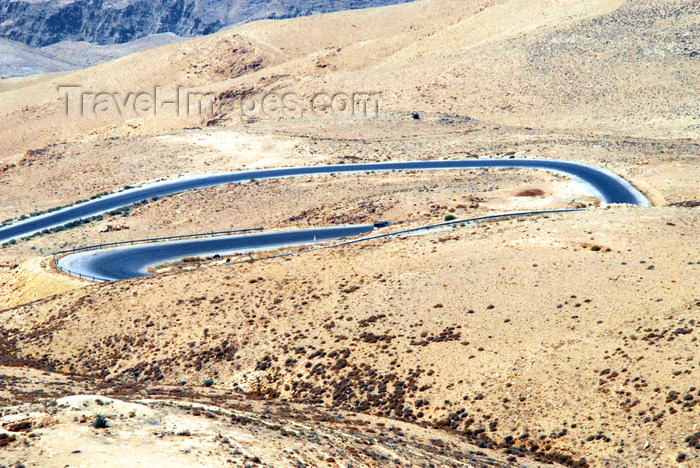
1,1,699,467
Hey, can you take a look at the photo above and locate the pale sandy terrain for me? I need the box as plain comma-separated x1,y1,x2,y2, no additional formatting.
0,0,698,170
0,0,699,466
0,368,530,468
0,256,85,310
0,119,696,222
2,208,699,467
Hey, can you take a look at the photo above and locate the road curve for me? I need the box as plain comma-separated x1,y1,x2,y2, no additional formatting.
57,209,585,282
57,225,375,282
0,159,648,244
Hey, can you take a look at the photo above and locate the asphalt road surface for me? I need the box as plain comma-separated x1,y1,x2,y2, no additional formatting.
7,159,649,281
57,225,375,281
0,159,648,244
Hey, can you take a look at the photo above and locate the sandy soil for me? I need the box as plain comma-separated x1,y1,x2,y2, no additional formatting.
0,0,698,204
0,257,85,310
1,0,699,466
0,368,530,468
2,207,699,466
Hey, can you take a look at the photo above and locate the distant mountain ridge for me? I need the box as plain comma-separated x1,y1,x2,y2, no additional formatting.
0,33,183,78
0,0,416,47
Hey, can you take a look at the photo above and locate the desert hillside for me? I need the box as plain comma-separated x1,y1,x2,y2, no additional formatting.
2,0,699,166
2,207,699,466
0,0,699,466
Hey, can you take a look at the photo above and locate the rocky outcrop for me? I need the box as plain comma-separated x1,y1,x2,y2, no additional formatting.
0,0,415,47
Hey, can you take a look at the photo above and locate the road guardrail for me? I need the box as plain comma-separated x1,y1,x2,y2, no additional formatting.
52,227,264,282
52,227,264,256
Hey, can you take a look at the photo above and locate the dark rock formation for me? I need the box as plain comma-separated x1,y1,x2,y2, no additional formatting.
0,0,416,47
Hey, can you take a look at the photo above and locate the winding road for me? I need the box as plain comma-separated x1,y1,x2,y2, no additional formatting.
57,225,376,282
0,159,649,281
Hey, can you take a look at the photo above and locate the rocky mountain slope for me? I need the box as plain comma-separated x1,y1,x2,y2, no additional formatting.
0,374,528,468
1,0,699,465
0,37,74,77
0,33,182,77
0,0,416,47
